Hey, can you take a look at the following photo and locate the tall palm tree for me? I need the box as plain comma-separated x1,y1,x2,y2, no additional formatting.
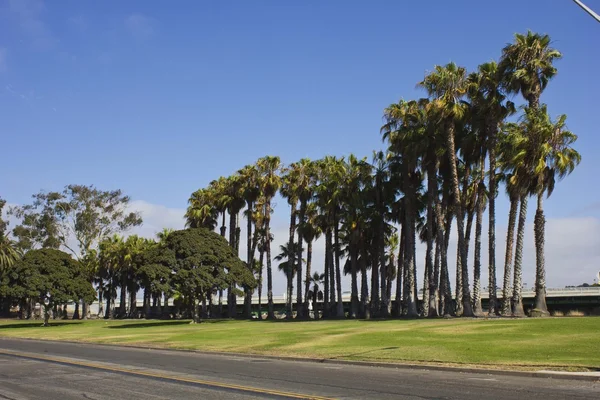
256,156,281,320
382,99,423,318
185,189,218,230
292,159,316,319
420,62,475,317
299,202,322,318
307,272,325,320
238,164,261,319
280,163,301,318
467,61,515,316
499,31,562,111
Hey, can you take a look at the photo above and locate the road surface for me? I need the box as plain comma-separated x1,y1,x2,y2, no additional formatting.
0,338,598,399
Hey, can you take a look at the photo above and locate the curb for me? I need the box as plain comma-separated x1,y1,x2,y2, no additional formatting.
1,336,598,382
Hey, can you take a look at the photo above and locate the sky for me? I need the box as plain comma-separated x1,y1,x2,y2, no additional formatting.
1,0,599,294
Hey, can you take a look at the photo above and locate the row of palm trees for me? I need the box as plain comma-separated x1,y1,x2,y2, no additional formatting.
185,31,580,319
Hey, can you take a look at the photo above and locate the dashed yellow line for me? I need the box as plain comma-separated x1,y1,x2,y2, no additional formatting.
0,349,335,400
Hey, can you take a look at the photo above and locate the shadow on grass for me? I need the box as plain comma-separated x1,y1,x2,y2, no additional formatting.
107,319,231,329
0,322,83,329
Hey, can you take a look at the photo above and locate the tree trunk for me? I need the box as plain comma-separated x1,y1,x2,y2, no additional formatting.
72,301,80,320
350,239,359,319
360,246,369,319
512,196,528,317
487,127,499,316
327,228,335,317
286,201,297,319
129,288,137,318
266,202,275,320
441,208,454,316
446,124,474,317
378,220,387,317
144,287,151,318
333,212,344,318
533,192,549,316
258,248,264,320
228,210,237,319
393,225,404,317
323,231,330,319
296,201,306,319
472,168,485,316
244,200,254,320
119,276,127,318
425,162,438,317
43,305,51,327
97,287,104,319
403,164,419,317
370,240,380,318
303,240,312,319
501,196,518,316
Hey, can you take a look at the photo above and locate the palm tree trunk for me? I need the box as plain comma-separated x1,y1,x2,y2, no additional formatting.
323,232,330,319
370,247,379,318
286,202,297,319
442,206,454,316
487,129,499,315
119,277,127,318
393,225,404,317
512,196,528,317
228,210,237,318
333,212,344,318
266,202,275,320
403,166,419,318
533,192,549,316
296,201,306,319
360,245,369,319
244,200,254,319
327,228,335,317
258,248,264,319
378,220,387,317
425,162,438,317
446,124,474,317
129,288,137,319
220,212,227,238
350,243,359,319
472,176,485,316
501,196,518,316
303,240,313,319
144,287,150,318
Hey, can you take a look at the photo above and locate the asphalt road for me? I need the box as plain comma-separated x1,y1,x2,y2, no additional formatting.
0,338,598,400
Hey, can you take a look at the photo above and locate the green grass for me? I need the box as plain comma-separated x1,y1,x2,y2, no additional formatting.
1,317,599,371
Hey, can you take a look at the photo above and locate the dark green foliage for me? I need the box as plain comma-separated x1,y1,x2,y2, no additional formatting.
8,249,96,325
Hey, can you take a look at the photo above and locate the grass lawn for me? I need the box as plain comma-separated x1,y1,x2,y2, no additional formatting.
1,317,599,371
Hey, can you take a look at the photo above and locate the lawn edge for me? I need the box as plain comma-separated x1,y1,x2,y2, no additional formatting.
1,336,598,382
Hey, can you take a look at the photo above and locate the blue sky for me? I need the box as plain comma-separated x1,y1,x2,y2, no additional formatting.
1,0,599,289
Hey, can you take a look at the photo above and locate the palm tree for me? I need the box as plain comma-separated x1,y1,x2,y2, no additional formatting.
280,163,301,318
299,202,322,318
185,189,218,230
382,99,423,318
307,272,325,319
256,156,281,320
238,164,261,319
467,61,515,316
274,242,304,313
499,31,562,111
510,107,581,316
420,62,475,317
292,159,316,319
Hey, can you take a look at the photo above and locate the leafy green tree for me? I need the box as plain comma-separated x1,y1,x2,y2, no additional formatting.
165,228,255,323
8,249,95,326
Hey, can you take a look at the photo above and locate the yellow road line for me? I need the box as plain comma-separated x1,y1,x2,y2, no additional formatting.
0,349,335,400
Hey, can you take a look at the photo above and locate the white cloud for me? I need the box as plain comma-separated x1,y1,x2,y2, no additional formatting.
125,13,155,39
126,200,186,239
